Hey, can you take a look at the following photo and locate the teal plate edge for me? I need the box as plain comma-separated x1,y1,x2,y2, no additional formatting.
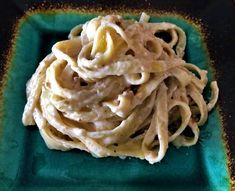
0,11,231,191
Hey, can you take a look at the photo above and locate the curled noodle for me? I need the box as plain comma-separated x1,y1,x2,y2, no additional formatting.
22,13,219,164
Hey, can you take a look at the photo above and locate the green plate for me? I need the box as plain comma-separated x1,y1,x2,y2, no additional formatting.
0,11,231,191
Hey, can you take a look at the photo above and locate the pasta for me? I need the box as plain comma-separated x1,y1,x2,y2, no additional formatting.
22,13,219,164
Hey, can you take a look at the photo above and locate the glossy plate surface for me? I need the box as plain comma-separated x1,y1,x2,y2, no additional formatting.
0,12,230,191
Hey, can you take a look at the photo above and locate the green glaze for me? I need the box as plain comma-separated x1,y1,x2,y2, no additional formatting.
0,12,230,191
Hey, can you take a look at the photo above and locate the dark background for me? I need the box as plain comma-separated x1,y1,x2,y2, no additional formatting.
0,0,234,181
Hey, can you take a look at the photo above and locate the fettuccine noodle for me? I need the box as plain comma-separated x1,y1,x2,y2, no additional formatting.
22,13,219,164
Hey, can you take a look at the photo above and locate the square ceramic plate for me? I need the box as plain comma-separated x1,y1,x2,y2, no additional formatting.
0,11,231,191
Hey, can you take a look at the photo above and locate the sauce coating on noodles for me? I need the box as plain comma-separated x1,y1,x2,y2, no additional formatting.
22,13,219,164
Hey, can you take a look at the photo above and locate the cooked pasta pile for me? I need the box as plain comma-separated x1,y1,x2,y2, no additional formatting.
22,13,219,164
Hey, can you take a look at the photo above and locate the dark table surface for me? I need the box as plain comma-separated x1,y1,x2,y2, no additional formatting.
0,0,234,186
